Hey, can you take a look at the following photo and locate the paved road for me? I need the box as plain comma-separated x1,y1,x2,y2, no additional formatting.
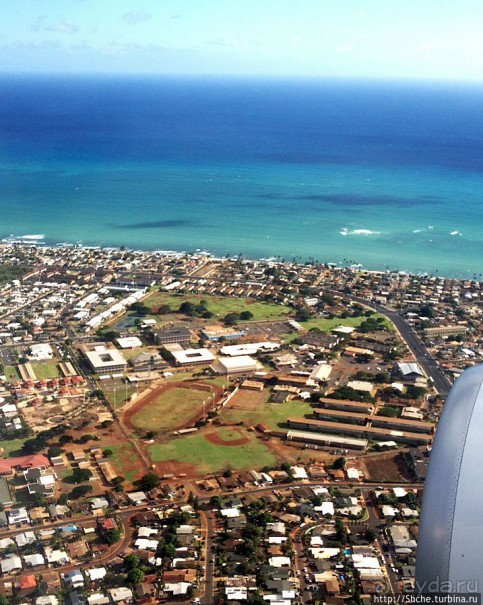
200,510,216,605
364,491,400,595
340,293,452,397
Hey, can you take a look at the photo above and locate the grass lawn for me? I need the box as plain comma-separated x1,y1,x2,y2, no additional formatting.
130,386,210,432
104,442,145,484
164,372,228,388
103,382,137,408
221,398,314,430
145,292,292,321
148,427,276,473
0,437,28,457
283,314,393,340
30,360,61,380
118,348,150,361
0,365,19,381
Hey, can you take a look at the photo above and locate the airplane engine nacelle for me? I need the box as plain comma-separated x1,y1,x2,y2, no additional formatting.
416,365,483,593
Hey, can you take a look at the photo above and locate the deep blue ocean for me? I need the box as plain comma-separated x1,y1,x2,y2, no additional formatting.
1,75,483,278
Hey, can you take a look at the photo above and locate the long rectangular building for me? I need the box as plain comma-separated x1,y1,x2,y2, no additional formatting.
370,414,435,434
313,408,435,435
154,327,191,346
59,361,76,377
313,408,368,425
286,429,368,451
317,397,374,415
287,417,432,446
18,363,37,381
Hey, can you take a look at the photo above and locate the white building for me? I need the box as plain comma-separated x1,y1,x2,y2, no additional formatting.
171,348,216,366
84,346,127,375
116,336,143,349
219,342,279,357
0,555,22,574
308,363,332,384
108,587,133,603
215,355,258,375
29,343,53,361
86,567,107,582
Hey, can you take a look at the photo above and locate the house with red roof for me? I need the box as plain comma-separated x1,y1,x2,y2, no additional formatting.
0,454,50,476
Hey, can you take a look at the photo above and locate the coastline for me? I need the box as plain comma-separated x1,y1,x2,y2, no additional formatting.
1,236,479,283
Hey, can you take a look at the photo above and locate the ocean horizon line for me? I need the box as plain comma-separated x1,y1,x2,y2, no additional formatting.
1,72,483,88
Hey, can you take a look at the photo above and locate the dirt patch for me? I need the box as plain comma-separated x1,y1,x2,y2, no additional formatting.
21,393,96,433
226,389,267,412
151,459,198,478
204,429,250,447
361,451,413,483
266,436,334,465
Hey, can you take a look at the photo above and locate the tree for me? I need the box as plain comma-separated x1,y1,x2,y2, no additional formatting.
157,304,172,315
103,449,113,457
48,445,63,457
101,330,121,342
178,301,197,316
138,472,161,491
159,542,176,560
210,495,222,508
378,407,399,418
295,308,311,322
22,436,47,454
124,554,140,571
240,310,253,320
58,434,73,445
72,468,93,483
405,385,427,400
223,312,240,326
365,528,377,543
374,372,389,384
70,485,93,499
79,433,96,444
104,527,122,545
34,494,48,507
419,304,434,318
129,302,150,315
333,457,346,470
127,568,145,585
380,387,402,401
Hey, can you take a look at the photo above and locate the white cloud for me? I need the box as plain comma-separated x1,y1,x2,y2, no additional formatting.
31,15,79,35
121,10,152,25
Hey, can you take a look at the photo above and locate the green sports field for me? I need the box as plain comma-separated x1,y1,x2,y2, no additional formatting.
148,427,276,474
299,314,393,332
30,360,61,380
129,385,211,432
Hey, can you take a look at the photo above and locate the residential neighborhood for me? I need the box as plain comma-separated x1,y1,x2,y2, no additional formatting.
0,242,479,603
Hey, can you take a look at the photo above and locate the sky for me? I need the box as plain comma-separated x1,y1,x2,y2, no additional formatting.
1,0,483,80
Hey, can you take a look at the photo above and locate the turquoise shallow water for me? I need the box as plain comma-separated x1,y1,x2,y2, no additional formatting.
1,76,483,278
